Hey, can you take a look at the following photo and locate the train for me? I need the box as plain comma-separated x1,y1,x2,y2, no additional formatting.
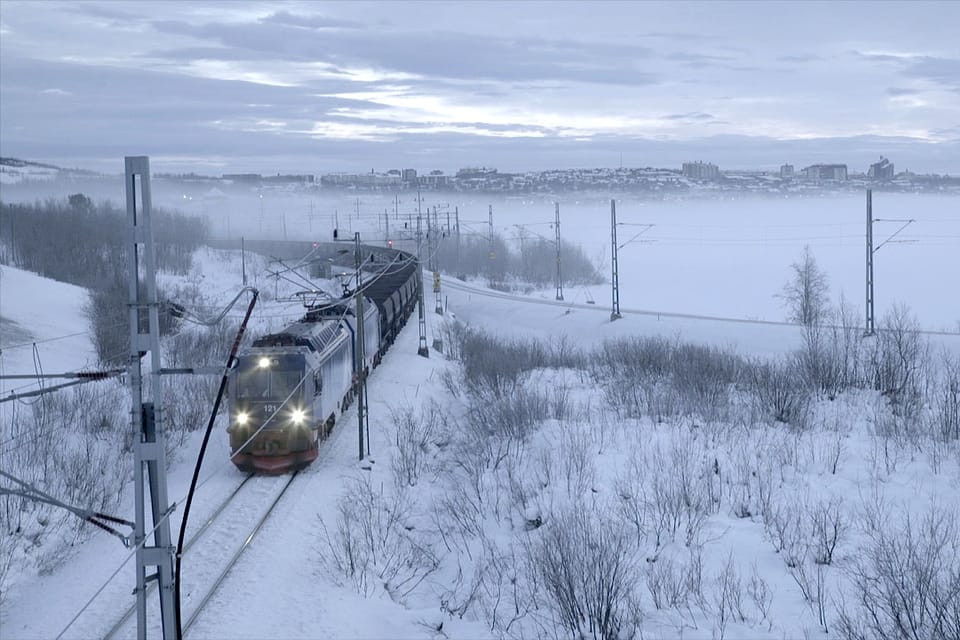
227,244,420,473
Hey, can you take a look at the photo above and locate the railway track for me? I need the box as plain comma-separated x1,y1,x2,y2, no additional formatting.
102,472,298,639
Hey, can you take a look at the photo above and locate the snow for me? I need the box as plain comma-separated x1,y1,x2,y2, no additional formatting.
1,190,959,640
0,266,96,397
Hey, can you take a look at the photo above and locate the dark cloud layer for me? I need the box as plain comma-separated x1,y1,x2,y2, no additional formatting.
148,15,661,86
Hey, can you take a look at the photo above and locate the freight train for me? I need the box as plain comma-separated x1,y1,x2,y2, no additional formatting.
227,244,419,473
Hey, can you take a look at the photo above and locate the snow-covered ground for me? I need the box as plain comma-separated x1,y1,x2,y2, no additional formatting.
2,191,959,639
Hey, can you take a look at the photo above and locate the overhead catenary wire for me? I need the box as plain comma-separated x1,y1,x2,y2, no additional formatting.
174,287,259,640
0,469,134,545
0,370,125,404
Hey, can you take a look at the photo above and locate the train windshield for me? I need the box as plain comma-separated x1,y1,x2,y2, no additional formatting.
236,357,304,401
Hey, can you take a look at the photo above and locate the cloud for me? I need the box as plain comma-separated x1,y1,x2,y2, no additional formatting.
906,56,960,89
854,50,960,90
2,1,959,175
259,10,362,30
147,15,661,86
67,3,141,22
886,87,921,96
663,112,715,121
777,54,822,63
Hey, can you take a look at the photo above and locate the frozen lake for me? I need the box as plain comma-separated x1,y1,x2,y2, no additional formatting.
4,178,958,331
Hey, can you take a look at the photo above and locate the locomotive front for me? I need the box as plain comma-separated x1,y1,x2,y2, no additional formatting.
228,351,317,473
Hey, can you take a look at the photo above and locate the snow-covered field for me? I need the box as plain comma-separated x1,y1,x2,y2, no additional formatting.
1,190,959,639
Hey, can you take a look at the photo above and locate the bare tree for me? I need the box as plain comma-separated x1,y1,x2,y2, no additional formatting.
779,245,830,326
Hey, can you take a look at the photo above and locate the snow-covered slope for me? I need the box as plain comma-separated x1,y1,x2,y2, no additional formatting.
3,242,959,640
0,265,96,395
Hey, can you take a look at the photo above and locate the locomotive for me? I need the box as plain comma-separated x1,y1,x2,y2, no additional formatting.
227,244,420,473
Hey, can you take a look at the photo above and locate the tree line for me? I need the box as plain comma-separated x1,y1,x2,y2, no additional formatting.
0,194,210,363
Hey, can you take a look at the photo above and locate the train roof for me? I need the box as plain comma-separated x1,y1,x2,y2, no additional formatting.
250,320,343,353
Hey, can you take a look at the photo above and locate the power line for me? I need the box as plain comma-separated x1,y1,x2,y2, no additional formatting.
0,469,134,545
1,370,124,403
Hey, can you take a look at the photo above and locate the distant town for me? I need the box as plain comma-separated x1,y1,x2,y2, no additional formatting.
2,156,959,196
186,156,960,196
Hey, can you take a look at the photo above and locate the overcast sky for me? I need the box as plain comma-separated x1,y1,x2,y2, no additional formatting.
1,0,958,175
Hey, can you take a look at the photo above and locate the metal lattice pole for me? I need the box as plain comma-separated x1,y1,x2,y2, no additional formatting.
354,232,369,459
416,213,430,357
488,204,494,279
865,189,875,336
610,199,621,321
555,202,564,301
125,156,177,640
455,207,461,275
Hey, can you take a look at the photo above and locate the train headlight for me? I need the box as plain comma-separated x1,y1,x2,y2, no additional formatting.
291,408,306,425
236,412,249,426
258,357,271,369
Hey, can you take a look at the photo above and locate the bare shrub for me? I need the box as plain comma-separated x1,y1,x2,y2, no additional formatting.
477,539,534,636
930,353,960,442
319,477,438,601
644,545,706,613
809,495,847,565
836,506,960,640
747,563,774,630
468,383,549,465
764,495,808,567
671,343,743,421
527,505,643,640
712,553,747,640
644,434,712,548
447,326,556,399
391,401,445,488
746,357,811,427
0,381,129,598
592,337,743,423
558,423,595,499
870,304,929,412
614,452,650,546
788,558,830,633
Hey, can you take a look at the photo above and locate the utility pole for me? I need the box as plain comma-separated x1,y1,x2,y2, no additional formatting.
416,213,429,357
488,204,494,279
353,232,369,460
864,191,914,338
241,236,247,286
610,199,621,321
384,208,389,245
433,206,440,270
455,207,461,275
555,202,564,301
125,156,177,640
427,206,436,272
432,206,443,314
865,189,875,336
